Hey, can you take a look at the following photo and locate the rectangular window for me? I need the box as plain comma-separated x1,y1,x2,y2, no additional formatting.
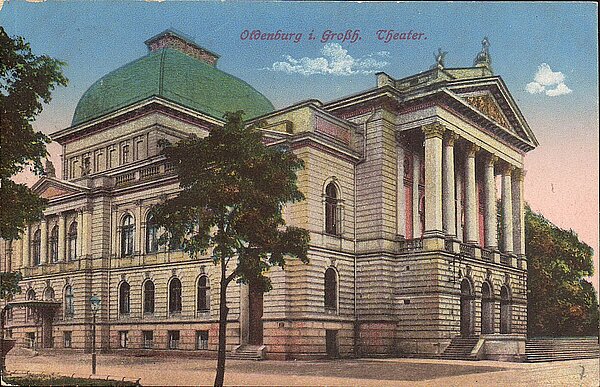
26,332,36,349
196,330,209,350
119,331,128,348
143,331,153,349
63,331,72,348
168,330,180,349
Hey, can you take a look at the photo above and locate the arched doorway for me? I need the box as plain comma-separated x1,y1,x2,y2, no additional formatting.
500,285,512,334
460,278,475,337
248,280,264,345
481,282,494,334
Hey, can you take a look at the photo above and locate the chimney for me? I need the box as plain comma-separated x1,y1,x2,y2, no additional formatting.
144,29,220,66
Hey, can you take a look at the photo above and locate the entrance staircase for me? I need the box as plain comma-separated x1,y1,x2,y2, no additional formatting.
525,337,600,362
440,336,480,360
228,344,265,360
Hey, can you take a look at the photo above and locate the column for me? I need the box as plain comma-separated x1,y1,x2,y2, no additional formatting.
512,169,525,256
58,213,66,261
456,169,463,241
422,123,445,235
484,155,498,249
22,225,30,267
501,165,514,253
396,141,406,237
412,153,421,237
40,218,48,264
464,143,479,244
442,132,458,238
77,209,84,258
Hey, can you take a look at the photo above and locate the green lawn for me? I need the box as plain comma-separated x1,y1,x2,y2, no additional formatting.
4,374,139,386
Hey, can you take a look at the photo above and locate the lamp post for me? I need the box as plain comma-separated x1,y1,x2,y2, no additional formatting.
89,295,101,375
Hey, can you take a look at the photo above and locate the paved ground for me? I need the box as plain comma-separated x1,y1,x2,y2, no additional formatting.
6,352,599,386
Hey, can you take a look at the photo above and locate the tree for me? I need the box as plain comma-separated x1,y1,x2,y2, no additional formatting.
525,205,599,336
0,26,68,240
153,111,310,387
0,272,22,380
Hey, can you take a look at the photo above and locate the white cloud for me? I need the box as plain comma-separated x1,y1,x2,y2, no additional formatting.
526,63,572,97
545,82,572,97
266,43,389,76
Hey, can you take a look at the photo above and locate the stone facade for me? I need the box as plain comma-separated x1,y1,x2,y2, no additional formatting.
0,32,537,360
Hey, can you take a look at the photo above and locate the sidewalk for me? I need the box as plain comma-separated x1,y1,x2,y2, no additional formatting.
6,352,599,386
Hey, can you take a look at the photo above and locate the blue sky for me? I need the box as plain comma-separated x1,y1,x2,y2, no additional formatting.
1,0,598,289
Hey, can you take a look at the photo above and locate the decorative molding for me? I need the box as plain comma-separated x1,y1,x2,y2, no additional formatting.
466,143,480,158
422,122,446,139
445,131,459,146
464,94,511,129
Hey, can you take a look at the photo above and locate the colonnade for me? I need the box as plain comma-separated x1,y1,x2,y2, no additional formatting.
397,122,526,257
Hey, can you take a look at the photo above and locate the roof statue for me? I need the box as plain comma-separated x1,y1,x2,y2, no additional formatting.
433,48,447,69
44,159,56,178
474,36,493,72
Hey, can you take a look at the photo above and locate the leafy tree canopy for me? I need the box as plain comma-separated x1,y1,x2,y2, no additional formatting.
0,27,68,240
526,205,599,336
153,111,309,387
0,272,22,300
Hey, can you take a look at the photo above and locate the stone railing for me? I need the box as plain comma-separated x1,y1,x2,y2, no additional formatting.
500,253,512,266
399,238,423,253
481,248,493,261
115,162,177,187
459,243,475,258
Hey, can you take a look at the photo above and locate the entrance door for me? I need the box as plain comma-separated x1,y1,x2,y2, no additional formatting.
248,281,263,345
500,285,512,334
41,309,54,348
325,330,339,358
481,282,494,334
460,279,475,337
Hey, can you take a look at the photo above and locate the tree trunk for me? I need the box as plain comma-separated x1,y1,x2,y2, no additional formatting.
214,259,229,387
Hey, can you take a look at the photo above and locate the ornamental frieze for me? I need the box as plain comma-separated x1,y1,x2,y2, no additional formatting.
464,94,511,130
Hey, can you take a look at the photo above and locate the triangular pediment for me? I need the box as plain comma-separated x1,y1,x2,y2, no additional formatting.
447,80,539,148
31,177,88,199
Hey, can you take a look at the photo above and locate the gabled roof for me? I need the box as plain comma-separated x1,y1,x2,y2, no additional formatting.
31,177,89,200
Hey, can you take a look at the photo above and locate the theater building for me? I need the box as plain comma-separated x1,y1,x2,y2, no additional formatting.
1,30,537,360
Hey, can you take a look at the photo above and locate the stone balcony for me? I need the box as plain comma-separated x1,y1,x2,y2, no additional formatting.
398,236,526,270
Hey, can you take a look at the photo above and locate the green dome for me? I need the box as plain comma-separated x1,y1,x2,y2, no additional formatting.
72,46,274,125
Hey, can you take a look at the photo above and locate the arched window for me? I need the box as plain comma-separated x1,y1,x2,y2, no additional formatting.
325,182,340,235
197,275,210,313
119,282,130,315
324,267,338,312
43,287,55,301
143,280,155,315
64,285,74,317
49,225,59,262
68,221,78,261
500,285,512,334
26,288,36,321
32,229,41,265
121,214,135,257
146,214,159,254
169,278,182,315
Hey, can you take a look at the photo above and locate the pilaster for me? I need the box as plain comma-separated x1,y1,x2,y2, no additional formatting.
58,212,66,262
395,138,406,238
40,218,48,265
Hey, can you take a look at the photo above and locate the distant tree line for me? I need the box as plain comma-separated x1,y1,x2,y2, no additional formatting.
526,205,599,337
